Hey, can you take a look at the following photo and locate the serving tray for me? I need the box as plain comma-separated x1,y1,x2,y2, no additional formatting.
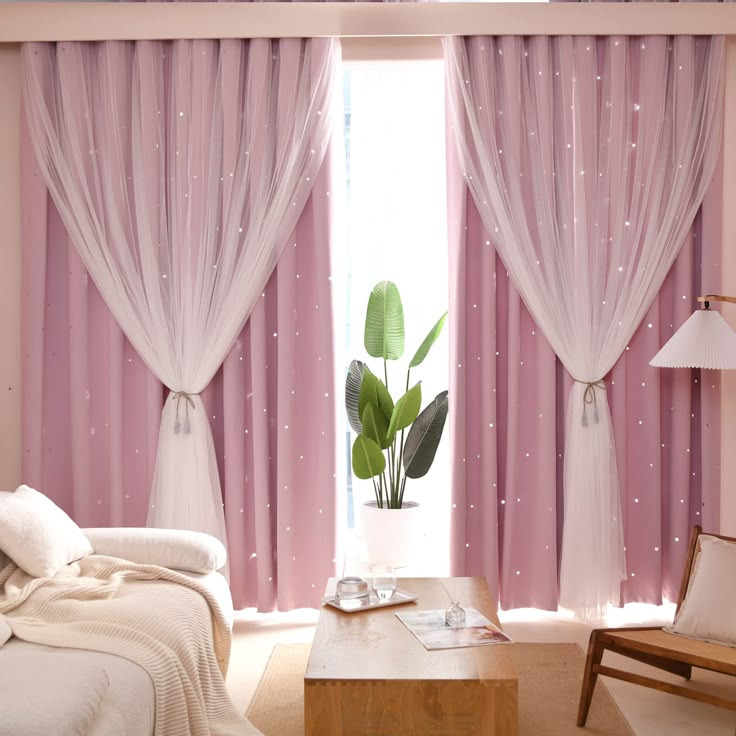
321,588,418,613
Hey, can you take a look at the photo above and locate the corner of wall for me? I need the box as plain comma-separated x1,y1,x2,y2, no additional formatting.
0,44,22,489
720,37,736,535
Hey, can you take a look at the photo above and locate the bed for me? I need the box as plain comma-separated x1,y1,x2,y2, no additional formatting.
0,486,262,736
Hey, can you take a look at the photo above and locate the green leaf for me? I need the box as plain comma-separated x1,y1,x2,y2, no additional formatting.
409,312,448,368
375,378,394,422
364,281,405,361
358,366,380,421
387,382,422,442
403,391,449,479
352,435,386,480
361,402,390,450
345,360,365,434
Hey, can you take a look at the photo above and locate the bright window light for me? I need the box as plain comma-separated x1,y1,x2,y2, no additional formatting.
442,0,547,3
337,60,450,575
498,602,677,625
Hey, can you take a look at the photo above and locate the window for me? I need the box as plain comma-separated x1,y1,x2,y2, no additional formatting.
336,60,450,575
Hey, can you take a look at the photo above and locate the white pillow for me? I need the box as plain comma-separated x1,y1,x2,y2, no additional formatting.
668,534,736,647
0,485,93,578
83,527,226,573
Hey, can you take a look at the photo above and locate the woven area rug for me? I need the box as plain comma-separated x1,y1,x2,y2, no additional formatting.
246,642,635,736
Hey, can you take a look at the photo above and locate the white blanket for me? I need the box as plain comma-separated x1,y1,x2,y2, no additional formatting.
0,556,261,736
0,612,10,646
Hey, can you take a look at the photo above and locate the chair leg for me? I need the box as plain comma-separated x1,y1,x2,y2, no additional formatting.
577,630,605,727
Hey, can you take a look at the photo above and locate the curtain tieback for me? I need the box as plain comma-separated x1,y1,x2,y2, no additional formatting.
171,391,197,435
574,379,606,427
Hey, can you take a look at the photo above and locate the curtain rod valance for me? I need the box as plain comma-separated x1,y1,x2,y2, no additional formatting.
2,2,736,44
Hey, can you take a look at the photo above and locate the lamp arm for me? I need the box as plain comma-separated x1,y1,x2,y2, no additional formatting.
697,295,736,308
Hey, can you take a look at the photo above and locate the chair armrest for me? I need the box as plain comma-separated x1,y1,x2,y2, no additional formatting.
83,527,226,573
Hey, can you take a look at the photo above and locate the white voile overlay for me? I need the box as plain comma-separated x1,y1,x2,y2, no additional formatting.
23,38,339,550
444,35,724,621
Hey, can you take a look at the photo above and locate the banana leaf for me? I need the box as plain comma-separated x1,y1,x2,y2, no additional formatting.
375,377,394,421
358,366,380,423
387,382,422,442
403,390,449,479
345,360,365,434
352,435,386,479
361,402,391,450
364,280,404,361
409,312,447,368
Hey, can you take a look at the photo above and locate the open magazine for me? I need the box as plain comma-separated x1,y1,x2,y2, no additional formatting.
395,607,513,650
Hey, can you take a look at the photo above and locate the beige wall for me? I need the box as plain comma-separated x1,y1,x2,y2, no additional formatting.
1,3,736,529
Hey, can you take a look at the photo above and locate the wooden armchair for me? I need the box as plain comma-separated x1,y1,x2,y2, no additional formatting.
577,525,736,727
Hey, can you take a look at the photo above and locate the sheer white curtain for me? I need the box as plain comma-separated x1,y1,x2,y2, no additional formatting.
445,35,723,620
23,38,338,546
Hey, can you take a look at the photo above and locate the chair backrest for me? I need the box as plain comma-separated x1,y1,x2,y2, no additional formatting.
675,525,736,614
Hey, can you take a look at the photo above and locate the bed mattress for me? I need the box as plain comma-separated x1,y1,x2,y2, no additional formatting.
0,568,234,736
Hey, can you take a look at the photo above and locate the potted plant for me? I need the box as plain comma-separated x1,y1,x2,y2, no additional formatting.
345,280,448,568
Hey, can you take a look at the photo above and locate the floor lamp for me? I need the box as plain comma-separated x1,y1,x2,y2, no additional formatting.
650,295,736,369
650,294,736,535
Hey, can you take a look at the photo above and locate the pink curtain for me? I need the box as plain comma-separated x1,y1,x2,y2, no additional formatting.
21,99,337,614
445,34,723,620
23,38,338,564
447,89,723,614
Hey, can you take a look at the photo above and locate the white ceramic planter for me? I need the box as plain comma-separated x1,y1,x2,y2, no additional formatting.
360,501,422,569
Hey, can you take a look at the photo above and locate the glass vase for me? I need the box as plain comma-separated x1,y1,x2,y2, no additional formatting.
445,600,466,628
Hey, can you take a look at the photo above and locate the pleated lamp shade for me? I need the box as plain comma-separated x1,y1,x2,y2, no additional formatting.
650,309,736,369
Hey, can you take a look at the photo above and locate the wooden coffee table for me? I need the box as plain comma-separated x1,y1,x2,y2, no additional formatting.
304,576,518,735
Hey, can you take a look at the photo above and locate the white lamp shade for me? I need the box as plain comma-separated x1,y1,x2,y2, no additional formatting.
650,309,736,369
